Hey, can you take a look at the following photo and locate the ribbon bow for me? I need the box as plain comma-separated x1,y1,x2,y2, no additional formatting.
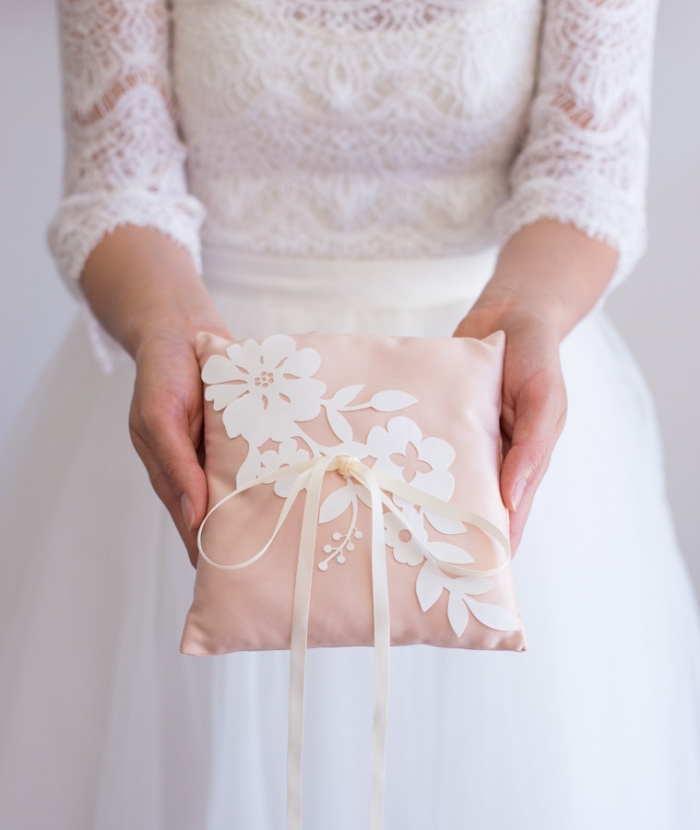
198,453,510,830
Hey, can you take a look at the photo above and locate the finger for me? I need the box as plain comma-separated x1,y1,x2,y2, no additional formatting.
129,384,208,560
506,478,538,555
500,370,567,551
133,376,208,505
131,429,201,568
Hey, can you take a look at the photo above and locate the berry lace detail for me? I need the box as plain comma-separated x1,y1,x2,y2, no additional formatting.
275,0,471,31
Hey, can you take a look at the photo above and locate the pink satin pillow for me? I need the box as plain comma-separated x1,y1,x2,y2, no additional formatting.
181,330,526,656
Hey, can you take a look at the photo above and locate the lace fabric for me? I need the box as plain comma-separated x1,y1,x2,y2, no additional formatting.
49,0,206,286
495,0,658,282
172,0,542,260
274,0,474,30
48,0,658,362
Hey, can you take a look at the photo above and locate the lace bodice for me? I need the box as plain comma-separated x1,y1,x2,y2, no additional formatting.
49,0,658,297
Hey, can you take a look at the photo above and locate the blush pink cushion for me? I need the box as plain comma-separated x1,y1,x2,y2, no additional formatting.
181,330,526,656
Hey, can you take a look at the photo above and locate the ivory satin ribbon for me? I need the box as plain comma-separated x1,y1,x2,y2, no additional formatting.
197,453,511,830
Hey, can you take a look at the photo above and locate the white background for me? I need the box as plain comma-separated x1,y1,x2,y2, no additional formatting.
1,0,698,598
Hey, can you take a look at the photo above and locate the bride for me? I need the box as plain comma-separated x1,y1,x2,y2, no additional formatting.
1,1,699,828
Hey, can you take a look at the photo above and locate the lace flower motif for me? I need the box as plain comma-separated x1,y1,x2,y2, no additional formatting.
202,334,326,446
383,505,428,566
366,416,455,501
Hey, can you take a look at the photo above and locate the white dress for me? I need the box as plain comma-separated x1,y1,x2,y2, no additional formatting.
1,1,700,828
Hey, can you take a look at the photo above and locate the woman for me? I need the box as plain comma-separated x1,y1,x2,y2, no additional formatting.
1,0,699,828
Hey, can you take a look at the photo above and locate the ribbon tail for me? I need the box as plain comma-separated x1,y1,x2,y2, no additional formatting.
198,451,510,830
287,458,331,830
367,473,391,830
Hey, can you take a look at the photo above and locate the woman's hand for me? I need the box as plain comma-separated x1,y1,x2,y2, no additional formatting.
454,304,567,553
80,226,232,566
454,219,619,553
129,329,211,567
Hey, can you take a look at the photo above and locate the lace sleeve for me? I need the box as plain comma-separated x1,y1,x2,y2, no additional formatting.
494,0,658,285
47,0,206,367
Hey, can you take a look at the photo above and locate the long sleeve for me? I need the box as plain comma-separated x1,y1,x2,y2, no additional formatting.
494,0,658,285
47,0,206,367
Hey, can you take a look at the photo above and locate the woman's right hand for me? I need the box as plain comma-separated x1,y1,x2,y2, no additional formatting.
80,225,233,567
129,328,212,568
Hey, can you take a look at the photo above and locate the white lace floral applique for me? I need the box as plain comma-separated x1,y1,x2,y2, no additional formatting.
201,333,520,636
202,333,326,445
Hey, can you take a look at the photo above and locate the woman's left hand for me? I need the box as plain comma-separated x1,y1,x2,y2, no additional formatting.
454,302,567,554
453,219,619,553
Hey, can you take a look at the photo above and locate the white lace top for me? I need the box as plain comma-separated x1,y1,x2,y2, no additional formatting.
48,0,657,299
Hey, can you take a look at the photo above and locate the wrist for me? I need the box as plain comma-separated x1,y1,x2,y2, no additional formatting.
80,225,230,358
125,299,228,361
477,219,618,341
455,285,567,355
467,283,572,343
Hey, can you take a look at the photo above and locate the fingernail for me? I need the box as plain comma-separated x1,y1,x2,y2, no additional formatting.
181,493,196,531
510,478,527,512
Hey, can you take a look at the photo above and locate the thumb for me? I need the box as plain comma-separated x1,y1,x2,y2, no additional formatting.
130,399,208,567
500,372,567,551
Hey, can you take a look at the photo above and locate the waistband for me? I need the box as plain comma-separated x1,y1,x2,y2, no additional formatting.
202,247,497,309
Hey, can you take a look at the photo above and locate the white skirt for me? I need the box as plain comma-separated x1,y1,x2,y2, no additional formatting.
1,250,699,830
